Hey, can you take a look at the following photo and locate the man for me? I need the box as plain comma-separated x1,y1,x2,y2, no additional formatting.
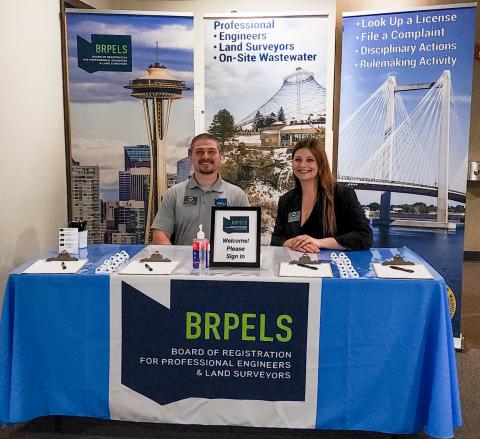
152,133,249,245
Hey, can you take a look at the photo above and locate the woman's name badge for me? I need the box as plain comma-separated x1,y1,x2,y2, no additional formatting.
288,211,300,222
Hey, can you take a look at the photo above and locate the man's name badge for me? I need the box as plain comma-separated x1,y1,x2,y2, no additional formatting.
183,195,198,205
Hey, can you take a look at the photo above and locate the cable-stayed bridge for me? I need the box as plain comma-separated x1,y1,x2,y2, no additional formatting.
337,70,467,225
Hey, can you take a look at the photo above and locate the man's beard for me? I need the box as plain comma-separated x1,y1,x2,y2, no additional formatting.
197,168,216,175
197,161,216,174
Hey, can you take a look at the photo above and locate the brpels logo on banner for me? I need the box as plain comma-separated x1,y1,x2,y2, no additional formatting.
77,34,132,73
121,279,309,405
223,216,249,234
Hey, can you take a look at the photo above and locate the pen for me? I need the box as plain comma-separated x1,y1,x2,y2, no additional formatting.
389,265,414,273
61,262,67,270
145,263,153,272
297,263,318,271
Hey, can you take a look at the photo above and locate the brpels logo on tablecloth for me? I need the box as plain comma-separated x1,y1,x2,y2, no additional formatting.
121,280,309,405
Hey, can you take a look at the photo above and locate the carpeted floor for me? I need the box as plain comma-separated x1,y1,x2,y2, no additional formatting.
452,261,480,439
0,418,429,438
1,262,479,439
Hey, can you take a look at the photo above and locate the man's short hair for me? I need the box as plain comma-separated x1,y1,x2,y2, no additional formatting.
188,133,220,155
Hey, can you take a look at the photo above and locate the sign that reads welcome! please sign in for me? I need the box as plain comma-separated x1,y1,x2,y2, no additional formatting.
210,207,261,267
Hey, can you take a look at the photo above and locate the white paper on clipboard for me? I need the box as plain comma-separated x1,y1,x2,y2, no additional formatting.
118,260,180,275
279,262,333,278
23,259,88,274
373,263,433,279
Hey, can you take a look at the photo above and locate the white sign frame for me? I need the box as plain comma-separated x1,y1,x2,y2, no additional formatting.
210,207,261,267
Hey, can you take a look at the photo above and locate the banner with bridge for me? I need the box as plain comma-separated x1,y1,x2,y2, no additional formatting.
203,12,335,244
338,4,477,338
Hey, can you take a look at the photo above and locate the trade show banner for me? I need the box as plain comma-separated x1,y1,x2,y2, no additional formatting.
203,13,334,244
65,11,194,245
338,4,477,338
109,277,321,426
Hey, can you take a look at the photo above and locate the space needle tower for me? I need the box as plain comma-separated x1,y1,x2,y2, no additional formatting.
125,47,189,243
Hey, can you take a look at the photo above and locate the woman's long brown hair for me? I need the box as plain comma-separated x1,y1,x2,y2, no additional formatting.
292,137,337,236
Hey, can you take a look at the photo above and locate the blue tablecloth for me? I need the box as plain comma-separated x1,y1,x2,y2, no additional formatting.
0,245,461,438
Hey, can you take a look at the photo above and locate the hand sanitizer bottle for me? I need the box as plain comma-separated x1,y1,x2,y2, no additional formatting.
193,224,209,270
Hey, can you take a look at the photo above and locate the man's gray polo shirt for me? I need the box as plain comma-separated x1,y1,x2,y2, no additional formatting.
152,175,249,245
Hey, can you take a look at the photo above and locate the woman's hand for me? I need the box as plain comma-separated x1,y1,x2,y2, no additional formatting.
283,235,320,253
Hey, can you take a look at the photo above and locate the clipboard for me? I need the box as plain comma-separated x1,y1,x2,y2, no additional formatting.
373,263,433,279
279,262,333,278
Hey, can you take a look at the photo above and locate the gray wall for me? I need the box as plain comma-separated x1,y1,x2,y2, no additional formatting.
0,0,68,301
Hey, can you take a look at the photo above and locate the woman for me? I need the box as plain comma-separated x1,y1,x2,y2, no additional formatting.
271,137,372,252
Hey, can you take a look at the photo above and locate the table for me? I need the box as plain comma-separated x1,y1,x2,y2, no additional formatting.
0,245,461,438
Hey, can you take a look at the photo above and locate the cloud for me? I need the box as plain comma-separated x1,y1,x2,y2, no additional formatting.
69,21,193,50
452,95,471,104
72,137,127,189
70,81,131,103
68,62,194,103
133,24,193,50
165,133,192,173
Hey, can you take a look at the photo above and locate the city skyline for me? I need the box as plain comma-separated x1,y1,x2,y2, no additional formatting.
73,144,192,244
